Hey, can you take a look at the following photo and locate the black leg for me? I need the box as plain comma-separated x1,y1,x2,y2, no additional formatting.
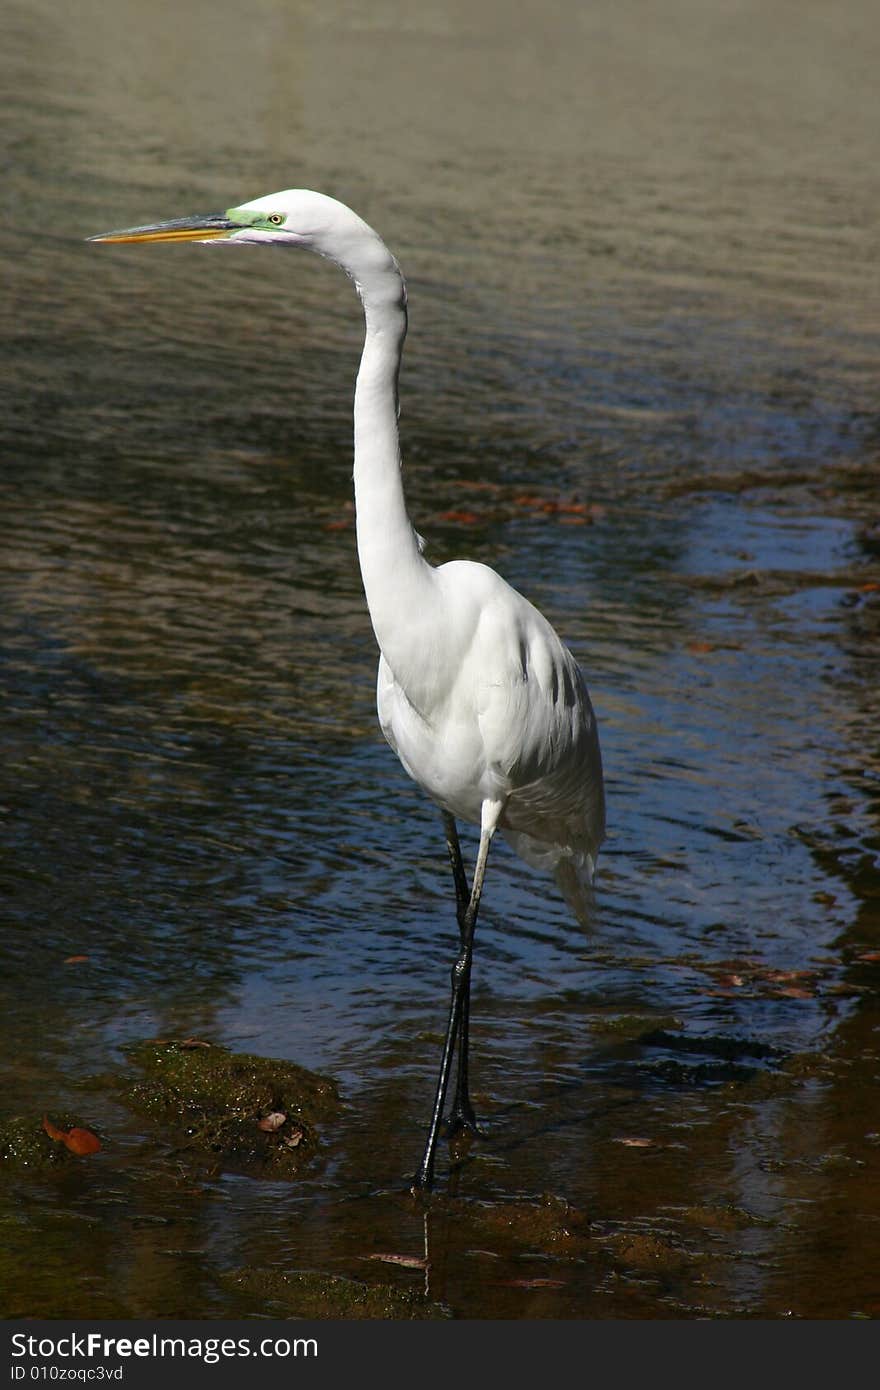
448,958,477,1134
443,812,469,919
442,814,478,1134
413,818,495,1191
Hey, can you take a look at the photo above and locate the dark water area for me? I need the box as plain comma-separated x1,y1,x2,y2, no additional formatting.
1,0,879,1320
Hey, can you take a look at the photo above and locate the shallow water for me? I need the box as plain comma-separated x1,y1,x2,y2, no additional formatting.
1,0,879,1319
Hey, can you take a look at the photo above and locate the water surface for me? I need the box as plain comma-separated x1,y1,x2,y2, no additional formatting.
1,0,879,1319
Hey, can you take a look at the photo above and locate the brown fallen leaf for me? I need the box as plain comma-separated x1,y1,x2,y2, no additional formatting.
614,1136,654,1148
366,1253,427,1270
179,1038,211,1049
511,495,601,521
762,968,817,983
63,955,89,965
284,1128,304,1148
42,1115,101,1156
857,951,880,964
498,1278,567,1289
257,1111,287,1132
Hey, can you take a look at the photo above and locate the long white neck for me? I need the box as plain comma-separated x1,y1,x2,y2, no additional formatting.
324,214,436,677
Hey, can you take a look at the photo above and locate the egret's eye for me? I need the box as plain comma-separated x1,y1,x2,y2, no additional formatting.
267,214,284,226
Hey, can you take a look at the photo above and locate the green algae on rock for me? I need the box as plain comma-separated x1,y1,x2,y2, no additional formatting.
0,1114,101,1171
453,1192,591,1255
118,1039,340,1178
224,1268,451,1319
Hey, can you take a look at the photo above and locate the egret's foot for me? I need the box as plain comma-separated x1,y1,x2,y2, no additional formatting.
410,1150,436,1194
448,1102,482,1139
410,1169,433,1197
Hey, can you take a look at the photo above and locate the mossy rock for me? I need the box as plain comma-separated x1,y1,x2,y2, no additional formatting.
117,1039,340,1178
603,1229,696,1275
459,1193,590,1254
589,1013,683,1041
224,1268,450,1319
680,1203,768,1232
0,1114,100,1172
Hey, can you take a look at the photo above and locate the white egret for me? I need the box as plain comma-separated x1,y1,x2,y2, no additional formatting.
89,190,605,1189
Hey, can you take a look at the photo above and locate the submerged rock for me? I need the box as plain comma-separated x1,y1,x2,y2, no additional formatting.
0,1113,101,1170
462,1193,591,1253
117,1039,340,1178
224,1268,450,1319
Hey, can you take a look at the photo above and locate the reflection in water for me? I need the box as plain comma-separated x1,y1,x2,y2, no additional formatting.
1,0,879,1320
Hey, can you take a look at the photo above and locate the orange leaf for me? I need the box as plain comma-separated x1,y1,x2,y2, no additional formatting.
64,1128,102,1155
42,1116,101,1155
63,955,89,965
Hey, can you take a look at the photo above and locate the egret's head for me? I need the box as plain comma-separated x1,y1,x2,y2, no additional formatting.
88,189,371,254
89,188,404,313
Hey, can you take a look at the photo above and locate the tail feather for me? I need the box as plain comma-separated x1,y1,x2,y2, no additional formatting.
502,827,598,926
552,855,596,927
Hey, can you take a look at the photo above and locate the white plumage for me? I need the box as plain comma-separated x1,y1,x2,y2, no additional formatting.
91,188,605,1187
377,559,604,914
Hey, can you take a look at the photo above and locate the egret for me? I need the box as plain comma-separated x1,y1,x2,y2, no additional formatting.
89,190,605,1189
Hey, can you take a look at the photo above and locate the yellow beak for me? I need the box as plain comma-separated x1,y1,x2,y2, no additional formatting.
88,213,239,244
